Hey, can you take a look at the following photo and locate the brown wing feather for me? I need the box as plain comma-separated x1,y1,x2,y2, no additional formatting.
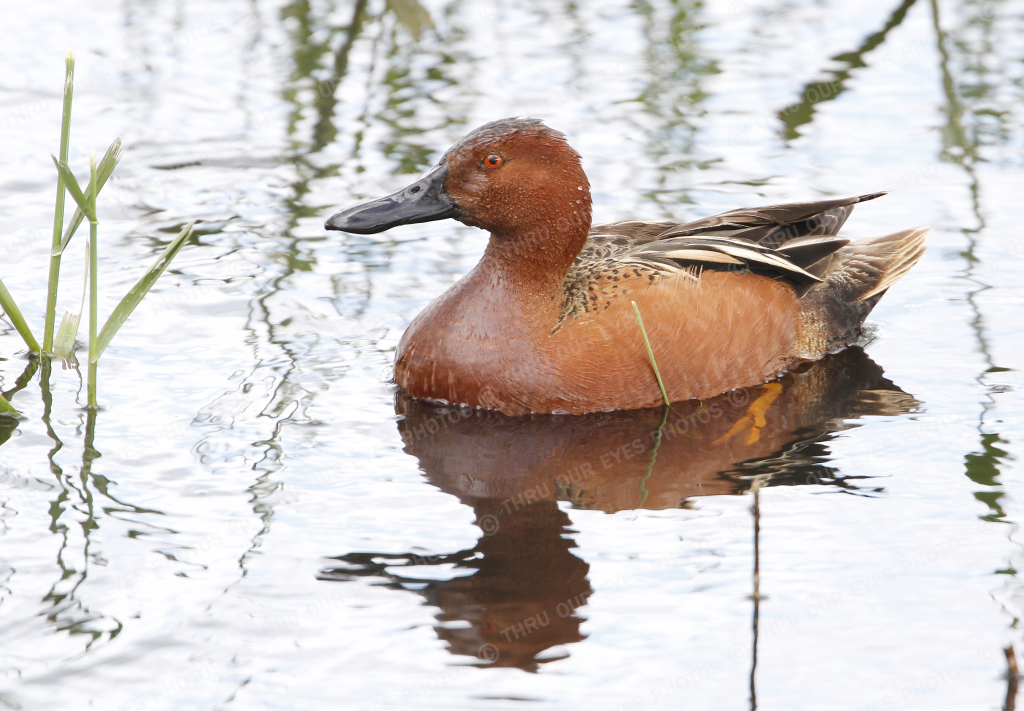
583,193,882,258
657,192,885,247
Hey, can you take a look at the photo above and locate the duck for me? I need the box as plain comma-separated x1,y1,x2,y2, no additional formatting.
325,117,927,416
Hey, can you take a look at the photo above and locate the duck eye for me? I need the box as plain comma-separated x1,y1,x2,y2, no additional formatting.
483,153,504,169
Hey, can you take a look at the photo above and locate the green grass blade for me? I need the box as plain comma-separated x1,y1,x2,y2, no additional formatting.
631,301,671,407
0,392,20,417
51,157,95,222
0,275,41,353
53,138,123,257
91,222,194,363
43,50,75,353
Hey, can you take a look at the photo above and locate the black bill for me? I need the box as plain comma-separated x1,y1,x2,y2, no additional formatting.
324,165,458,234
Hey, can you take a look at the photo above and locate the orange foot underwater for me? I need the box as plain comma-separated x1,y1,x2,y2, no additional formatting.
326,118,927,416
713,383,784,446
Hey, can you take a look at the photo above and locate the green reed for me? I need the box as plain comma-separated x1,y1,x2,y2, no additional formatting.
630,301,671,406
44,51,76,353
0,51,194,410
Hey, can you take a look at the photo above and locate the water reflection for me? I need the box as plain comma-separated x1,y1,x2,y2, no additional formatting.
319,347,918,671
35,364,129,650
323,499,589,671
779,0,918,140
281,0,471,174
0,358,35,447
633,0,719,211
932,1,1022,698
218,0,478,455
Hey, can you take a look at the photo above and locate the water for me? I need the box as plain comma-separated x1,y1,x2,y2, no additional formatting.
1,0,1023,708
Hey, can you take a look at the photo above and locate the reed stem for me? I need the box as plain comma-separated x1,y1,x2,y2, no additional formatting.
44,51,75,354
631,301,671,406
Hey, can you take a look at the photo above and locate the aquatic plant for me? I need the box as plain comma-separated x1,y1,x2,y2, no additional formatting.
0,391,17,415
631,300,671,407
0,51,193,411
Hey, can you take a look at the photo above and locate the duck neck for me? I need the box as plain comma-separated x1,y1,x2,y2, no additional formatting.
477,200,592,299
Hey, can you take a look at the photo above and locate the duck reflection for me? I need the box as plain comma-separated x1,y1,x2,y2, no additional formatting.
319,347,918,672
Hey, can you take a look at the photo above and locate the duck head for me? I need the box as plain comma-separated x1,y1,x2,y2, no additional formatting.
325,118,592,244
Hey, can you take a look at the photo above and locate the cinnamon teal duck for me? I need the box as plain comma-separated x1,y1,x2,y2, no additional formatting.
325,118,927,416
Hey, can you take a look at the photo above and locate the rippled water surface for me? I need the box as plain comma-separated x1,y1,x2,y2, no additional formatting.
2,0,1024,708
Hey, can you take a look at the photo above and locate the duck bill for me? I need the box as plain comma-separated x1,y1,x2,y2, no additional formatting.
325,165,458,234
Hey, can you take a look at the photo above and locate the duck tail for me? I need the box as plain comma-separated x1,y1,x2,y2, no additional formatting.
831,226,928,305
799,227,928,355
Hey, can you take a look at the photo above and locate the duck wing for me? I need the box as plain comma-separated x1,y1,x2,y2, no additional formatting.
577,192,885,296
652,192,885,247
586,191,884,257
558,230,851,328
621,234,850,294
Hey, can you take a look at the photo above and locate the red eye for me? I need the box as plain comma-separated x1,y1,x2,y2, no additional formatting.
483,153,504,168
